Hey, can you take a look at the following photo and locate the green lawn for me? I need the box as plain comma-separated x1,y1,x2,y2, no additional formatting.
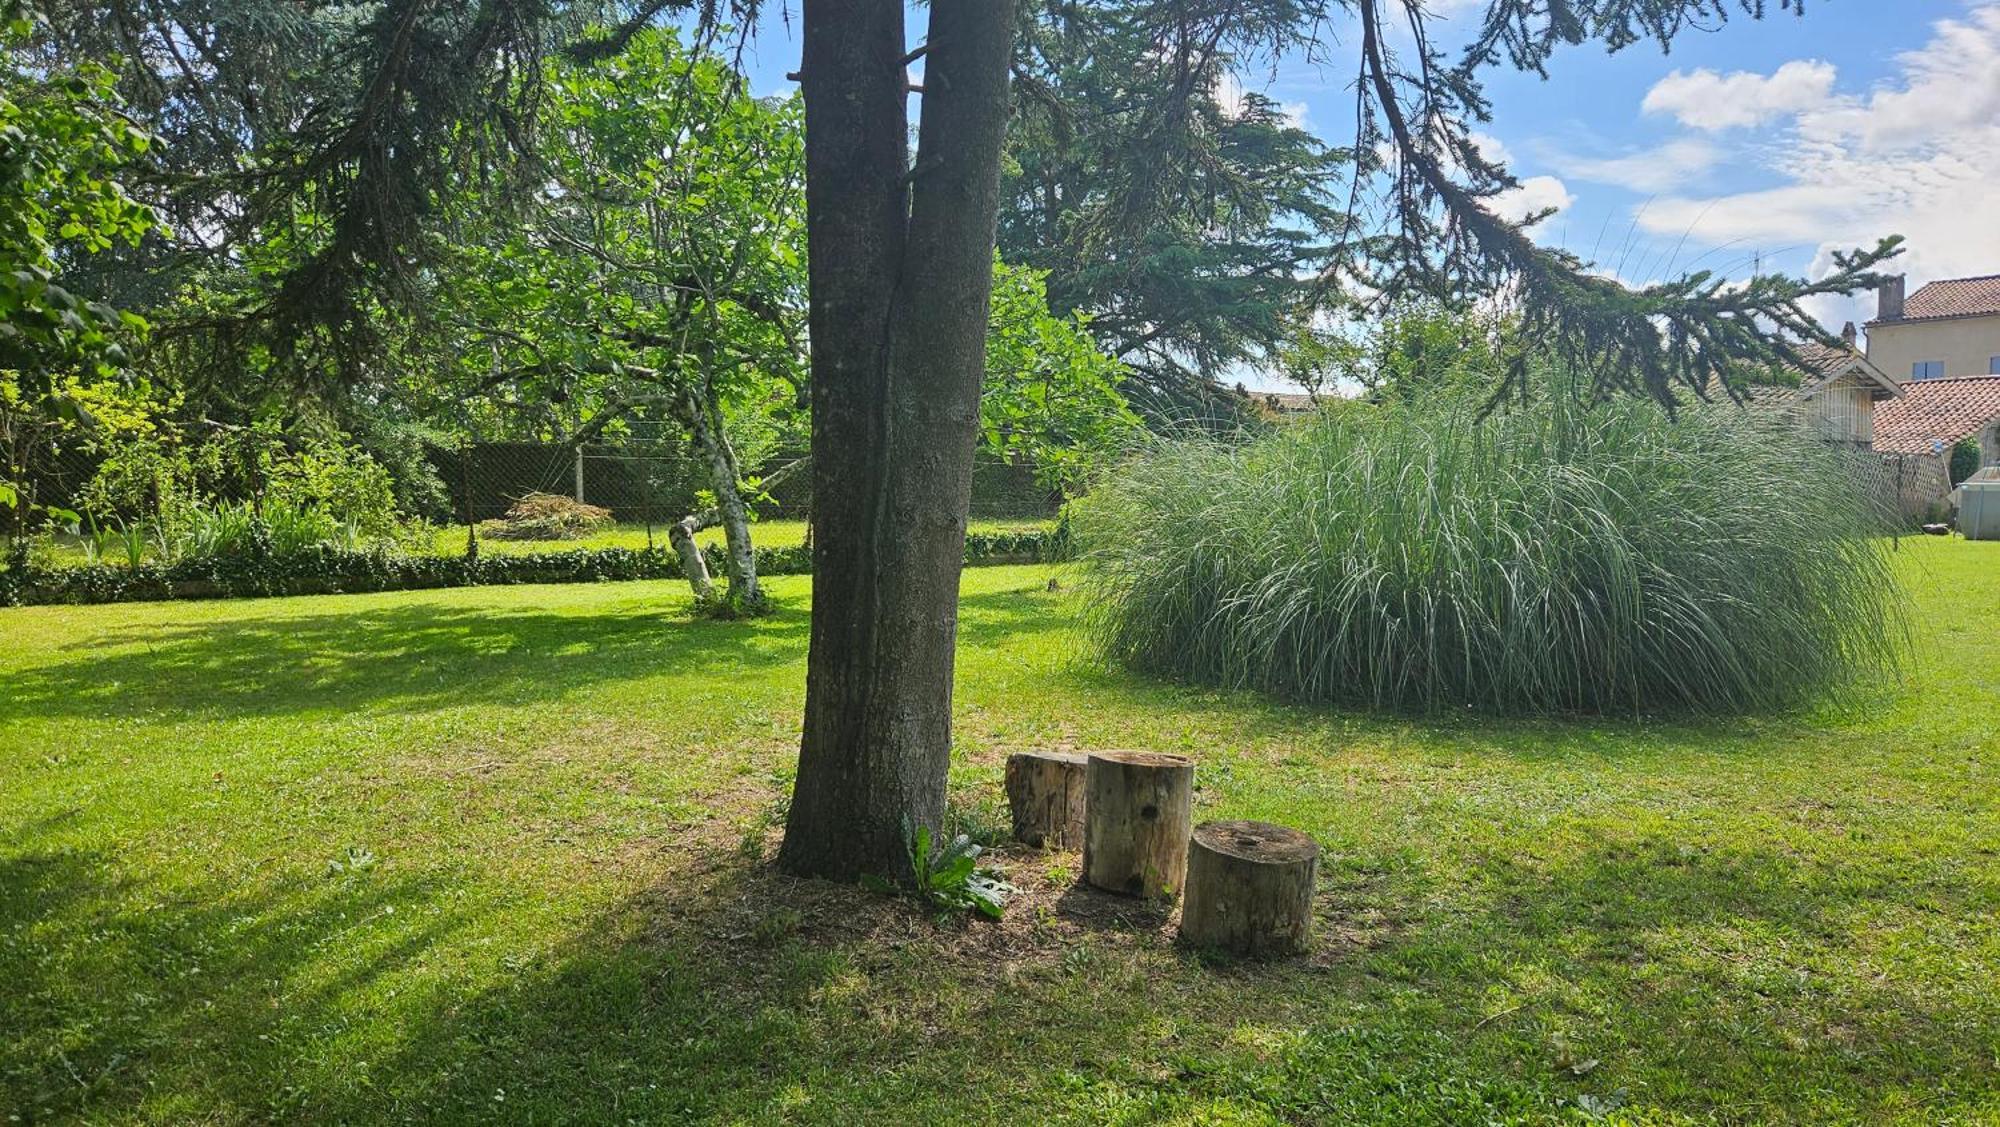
3,539,1997,1123
44,518,1053,566
426,517,1054,557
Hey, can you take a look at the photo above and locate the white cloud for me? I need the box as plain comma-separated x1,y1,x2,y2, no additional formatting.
1797,8,2000,153
1642,59,1837,131
1215,71,1312,130
1635,4,2000,324
1556,137,1724,194
1468,131,1511,166
1465,132,1572,226
1491,175,1575,225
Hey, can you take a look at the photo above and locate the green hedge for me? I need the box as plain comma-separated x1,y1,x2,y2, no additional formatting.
1,529,1062,607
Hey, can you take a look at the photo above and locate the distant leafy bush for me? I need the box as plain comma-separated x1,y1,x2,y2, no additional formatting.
1950,438,1982,488
1073,377,1905,715
75,434,410,563
265,441,405,544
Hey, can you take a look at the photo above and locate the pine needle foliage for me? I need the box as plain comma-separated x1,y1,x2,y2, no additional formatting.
1073,376,1905,715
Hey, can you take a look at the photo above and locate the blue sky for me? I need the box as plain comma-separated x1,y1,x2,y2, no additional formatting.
723,2,2000,350
1406,0,2000,332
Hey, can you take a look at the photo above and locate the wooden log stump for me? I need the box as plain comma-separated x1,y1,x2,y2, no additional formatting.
1083,750,1195,898
1179,820,1318,957
1005,751,1088,849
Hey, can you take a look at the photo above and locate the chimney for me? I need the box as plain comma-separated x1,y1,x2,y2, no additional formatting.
1841,321,1857,347
1877,275,1906,322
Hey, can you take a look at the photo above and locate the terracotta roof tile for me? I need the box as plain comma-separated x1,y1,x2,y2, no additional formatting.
1872,376,2000,454
1886,274,2000,322
1779,342,1898,397
1793,341,1858,375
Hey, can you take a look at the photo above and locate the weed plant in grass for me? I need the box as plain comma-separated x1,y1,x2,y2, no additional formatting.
1073,375,1905,714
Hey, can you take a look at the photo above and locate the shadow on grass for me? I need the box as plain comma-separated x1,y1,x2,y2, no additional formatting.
5,571,1989,1118
0,847,487,1119
6,826,1993,1123
3,840,1065,1121
1036,650,1846,769
2,587,1066,728
3,598,808,724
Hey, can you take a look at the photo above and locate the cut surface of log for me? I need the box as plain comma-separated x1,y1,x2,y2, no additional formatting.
1005,751,1088,848
1180,820,1319,957
1083,750,1195,898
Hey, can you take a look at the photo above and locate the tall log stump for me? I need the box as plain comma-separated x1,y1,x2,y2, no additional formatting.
1006,751,1088,848
1179,820,1318,957
1083,750,1195,898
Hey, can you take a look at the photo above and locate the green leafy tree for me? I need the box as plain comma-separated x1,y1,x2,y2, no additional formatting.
439,29,807,615
983,259,1139,493
1,9,161,522
1003,1,1353,405
1277,299,1514,402
1001,0,1897,412
440,30,1131,612
1950,438,1982,489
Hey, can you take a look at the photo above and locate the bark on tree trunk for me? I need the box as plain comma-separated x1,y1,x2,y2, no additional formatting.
666,515,715,603
779,0,1018,881
685,384,764,614
1082,750,1195,899
1179,820,1319,957
1005,751,1088,849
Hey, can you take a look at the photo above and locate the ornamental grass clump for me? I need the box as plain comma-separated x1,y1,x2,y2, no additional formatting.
1073,380,1905,715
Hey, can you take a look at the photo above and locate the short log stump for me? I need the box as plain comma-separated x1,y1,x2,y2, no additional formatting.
1005,750,1088,849
1179,820,1318,956
1082,750,1195,898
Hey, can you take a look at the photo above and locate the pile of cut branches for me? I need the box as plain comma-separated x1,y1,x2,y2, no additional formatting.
478,492,613,541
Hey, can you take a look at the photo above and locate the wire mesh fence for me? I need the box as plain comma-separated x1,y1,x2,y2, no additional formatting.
1865,451,1952,523
428,441,716,526
4,414,1958,576
4,446,98,536
8,434,1057,540
423,442,1053,526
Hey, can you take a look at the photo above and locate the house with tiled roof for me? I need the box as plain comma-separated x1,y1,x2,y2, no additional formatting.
1865,273,2000,383
1759,328,1901,449
1858,273,2000,514
1872,376,2000,464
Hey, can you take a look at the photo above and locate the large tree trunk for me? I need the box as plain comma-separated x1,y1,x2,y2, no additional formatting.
779,0,1017,881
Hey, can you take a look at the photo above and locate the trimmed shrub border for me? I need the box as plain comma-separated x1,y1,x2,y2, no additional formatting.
1,529,1059,607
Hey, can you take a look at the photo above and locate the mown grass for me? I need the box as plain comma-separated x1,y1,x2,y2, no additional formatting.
427,517,1054,557
43,518,1054,566
2,538,1996,1124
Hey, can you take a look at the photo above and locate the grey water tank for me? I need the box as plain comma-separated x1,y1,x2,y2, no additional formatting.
1962,480,2000,541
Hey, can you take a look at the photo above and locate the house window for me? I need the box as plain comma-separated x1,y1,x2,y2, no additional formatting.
1990,355,2000,375
1912,360,1945,380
